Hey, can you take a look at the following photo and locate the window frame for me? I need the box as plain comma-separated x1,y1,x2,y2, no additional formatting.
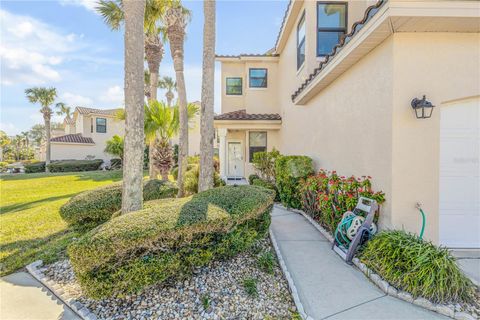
297,10,306,70
225,77,243,95
248,131,267,163
96,117,107,133
316,1,348,57
248,68,268,89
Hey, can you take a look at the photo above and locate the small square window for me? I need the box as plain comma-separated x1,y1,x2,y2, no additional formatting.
96,118,107,133
249,68,267,88
249,131,267,162
226,77,242,95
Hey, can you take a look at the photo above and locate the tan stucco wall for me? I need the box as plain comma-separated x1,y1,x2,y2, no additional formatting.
50,143,103,161
171,113,201,156
221,60,280,115
390,32,480,243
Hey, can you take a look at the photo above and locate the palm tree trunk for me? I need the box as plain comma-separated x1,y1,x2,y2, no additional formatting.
199,0,216,192
145,33,163,180
122,0,145,213
166,7,188,197
44,114,51,173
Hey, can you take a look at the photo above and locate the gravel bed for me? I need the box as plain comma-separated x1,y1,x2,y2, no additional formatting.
41,238,297,320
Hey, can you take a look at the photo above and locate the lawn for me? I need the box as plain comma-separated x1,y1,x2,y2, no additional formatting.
0,170,124,276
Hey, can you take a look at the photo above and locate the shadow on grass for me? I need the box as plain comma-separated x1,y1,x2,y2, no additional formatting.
0,194,77,215
0,229,80,276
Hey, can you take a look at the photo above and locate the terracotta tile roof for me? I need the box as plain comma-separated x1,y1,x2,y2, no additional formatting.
214,109,281,121
76,107,121,116
51,133,95,144
274,0,292,50
64,117,75,125
292,0,385,101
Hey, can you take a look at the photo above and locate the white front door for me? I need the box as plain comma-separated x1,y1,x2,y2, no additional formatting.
439,97,480,248
228,142,244,178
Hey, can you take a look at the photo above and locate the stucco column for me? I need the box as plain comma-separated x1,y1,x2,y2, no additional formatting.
218,128,227,179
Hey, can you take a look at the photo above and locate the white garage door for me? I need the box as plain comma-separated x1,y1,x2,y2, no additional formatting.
439,97,480,248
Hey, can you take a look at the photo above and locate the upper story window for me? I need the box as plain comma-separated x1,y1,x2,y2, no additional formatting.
96,118,107,133
249,68,268,88
226,77,242,95
297,11,306,70
317,2,347,56
90,118,93,133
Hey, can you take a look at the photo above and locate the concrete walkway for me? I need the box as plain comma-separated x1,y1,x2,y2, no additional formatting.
270,205,447,320
0,271,80,320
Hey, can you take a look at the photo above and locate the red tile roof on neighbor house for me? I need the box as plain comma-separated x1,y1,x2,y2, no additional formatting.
63,117,75,125
214,109,281,121
75,107,121,116
50,133,95,144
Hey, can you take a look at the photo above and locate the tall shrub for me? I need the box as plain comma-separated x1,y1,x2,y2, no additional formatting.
252,148,280,182
275,155,314,209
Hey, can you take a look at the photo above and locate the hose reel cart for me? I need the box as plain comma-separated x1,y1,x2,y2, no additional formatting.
332,197,378,264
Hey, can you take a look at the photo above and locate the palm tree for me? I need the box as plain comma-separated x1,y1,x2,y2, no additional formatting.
122,0,145,213
104,135,124,161
165,2,190,197
55,102,72,119
199,0,216,192
97,0,166,179
0,131,10,162
25,87,57,172
158,76,176,107
145,100,198,180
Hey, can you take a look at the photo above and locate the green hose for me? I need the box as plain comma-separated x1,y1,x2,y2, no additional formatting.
418,207,426,239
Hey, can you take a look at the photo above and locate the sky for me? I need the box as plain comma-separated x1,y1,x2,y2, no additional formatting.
0,0,288,136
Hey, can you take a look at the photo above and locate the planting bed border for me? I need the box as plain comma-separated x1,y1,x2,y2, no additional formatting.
275,204,478,320
26,260,96,320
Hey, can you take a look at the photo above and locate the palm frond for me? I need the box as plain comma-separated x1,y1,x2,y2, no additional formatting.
96,0,124,30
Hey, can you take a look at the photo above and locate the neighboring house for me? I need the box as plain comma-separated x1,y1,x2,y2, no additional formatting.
44,107,125,161
170,101,202,156
214,0,479,248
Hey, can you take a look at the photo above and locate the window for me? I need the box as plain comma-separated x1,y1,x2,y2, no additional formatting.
90,118,93,133
249,131,267,162
249,68,267,88
297,11,306,69
96,118,107,133
317,2,347,56
226,77,242,95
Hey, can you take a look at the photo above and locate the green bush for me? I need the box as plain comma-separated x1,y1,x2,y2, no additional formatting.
0,161,8,172
275,155,314,209
182,164,225,195
68,185,275,299
25,161,46,173
252,178,280,202
360,231,475,303
60,179,178,229
46,159,103,172
248,174,260,185
252,148,280,182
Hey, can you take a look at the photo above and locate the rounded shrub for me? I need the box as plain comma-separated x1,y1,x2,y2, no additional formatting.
60,179,178,229
68,185,275,299
360,230,475,303
25,161,46,173
252,178,280,201
248,174,260,185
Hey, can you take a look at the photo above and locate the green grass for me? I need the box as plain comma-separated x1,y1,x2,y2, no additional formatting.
242,277,258,297
0,170,124,275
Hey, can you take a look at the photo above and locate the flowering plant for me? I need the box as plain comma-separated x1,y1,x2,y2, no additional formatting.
300,170,385,233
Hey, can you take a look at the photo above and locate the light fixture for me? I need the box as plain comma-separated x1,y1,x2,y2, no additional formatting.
411,95,435,119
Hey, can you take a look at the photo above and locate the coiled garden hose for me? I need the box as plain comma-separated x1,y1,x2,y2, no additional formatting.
415,203,426,239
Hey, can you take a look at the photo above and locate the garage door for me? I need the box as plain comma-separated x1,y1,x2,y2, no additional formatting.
439,97,480,248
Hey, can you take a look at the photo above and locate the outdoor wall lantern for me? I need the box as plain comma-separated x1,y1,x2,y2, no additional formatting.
411,95,435,119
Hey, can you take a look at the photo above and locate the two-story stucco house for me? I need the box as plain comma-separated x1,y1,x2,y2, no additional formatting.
44,107,125,161
214,0,480,248
44,103,203,162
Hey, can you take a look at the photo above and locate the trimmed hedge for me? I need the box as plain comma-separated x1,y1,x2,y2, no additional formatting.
25,161,45,173
68,185,275,299
252,178,280,202
275,155,314,209
360,231,475,303
184,165,225,195
60,179,178,229
47,159,103,172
